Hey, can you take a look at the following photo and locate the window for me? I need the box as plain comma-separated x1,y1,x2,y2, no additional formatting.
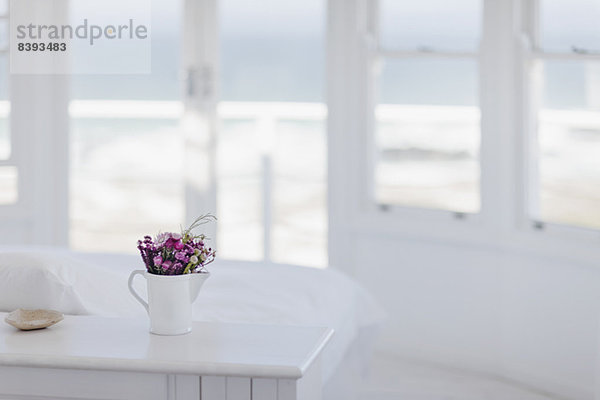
530,0,600,230
0,0,595,261
374,0,482,214
0,0,17,206
218,0,327,267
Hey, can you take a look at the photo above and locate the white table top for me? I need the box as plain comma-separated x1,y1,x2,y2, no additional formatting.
0,314,333,379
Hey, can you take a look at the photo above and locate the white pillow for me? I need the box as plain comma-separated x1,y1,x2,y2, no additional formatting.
0,251,134,315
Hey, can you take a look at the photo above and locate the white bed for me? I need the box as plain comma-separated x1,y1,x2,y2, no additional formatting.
0,247,385,400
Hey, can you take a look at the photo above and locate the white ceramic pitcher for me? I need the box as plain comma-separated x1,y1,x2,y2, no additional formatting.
128,270,210,335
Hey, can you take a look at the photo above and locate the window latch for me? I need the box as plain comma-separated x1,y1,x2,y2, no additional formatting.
185,66,213,100
532,221,545,231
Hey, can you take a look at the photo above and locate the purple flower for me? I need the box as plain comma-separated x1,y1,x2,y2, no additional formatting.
137,215,217,275
173,262,183,274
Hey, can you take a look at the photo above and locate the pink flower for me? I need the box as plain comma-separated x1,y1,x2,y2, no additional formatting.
174,240,184,250
153,255,163,266
161,260,172,270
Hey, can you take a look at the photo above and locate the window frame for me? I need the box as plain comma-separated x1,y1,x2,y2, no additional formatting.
365,0,600,244
327,0,600,270
521,0,600,242
352,0,485,236
362,0,484,227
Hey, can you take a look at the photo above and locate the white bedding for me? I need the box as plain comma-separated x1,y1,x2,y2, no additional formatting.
0,247,385,393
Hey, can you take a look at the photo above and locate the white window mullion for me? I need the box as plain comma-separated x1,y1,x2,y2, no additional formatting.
182,0,218,241
520,0,542,229
378,49,478,59
327,0,374,270
362,0,378,212
534,52,600,61
479,0,522,235
9,74,69,243
369,0,483,222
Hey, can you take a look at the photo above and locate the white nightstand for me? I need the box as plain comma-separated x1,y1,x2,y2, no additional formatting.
0,314,333,400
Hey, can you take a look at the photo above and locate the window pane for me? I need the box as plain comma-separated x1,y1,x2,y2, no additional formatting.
69,0,184,253
0,19,7,50
272,118,327,267
375,58,480,213
221,0,324,102
217,118,263,262
219,0,326,267
540,0,600,53
70,117,184,252
380,0,481,52
536,61,600,230
0,166,17,205
70,0,180,100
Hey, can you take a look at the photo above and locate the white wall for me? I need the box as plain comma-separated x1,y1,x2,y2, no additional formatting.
0,221,31,244
353,235,600,400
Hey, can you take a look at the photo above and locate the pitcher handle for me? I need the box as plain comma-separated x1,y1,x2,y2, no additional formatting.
128,270,149,314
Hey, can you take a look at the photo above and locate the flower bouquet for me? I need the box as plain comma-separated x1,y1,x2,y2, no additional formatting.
129,214,217,335
137,214,216,275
